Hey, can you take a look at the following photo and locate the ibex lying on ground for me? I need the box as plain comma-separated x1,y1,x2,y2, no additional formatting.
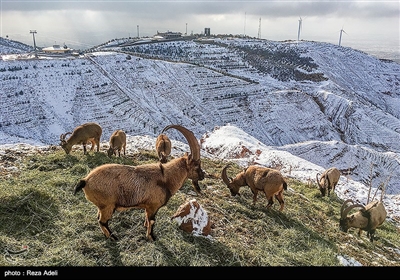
60,122,102,155
339,199,387,242
155,133,171,163
107,130,126,158
74,124,205,241
316,167,340,197
222,164,287,211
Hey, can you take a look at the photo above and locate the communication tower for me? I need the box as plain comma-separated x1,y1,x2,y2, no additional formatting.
30,30,37,57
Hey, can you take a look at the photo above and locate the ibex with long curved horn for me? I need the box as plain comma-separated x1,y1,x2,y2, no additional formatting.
159,127,202,194
74,124,204,241
339,199,387,242
221,164,287,211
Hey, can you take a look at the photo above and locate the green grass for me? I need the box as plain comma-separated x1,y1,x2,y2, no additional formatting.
0,147,399,266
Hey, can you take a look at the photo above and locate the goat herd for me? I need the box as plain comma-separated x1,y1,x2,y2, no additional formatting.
59,122,387,242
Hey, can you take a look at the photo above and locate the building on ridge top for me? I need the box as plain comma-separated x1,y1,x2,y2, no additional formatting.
42,43,72,54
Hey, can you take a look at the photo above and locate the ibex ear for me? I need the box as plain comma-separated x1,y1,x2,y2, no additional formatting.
186,153,192,163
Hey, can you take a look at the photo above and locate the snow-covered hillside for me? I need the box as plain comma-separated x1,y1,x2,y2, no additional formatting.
0,37,34,55
0,37,399,199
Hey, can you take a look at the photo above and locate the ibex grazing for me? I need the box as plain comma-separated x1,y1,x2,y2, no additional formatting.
74,125,205,241
339,199,387,242
60,122,102,155
316,167,340,197
107,130,126,158
155,133,171,163
221,164,287,211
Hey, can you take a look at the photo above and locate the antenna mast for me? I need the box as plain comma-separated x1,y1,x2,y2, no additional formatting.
30,30,37,57
258,18,261,39
137,25,139,38
339,28,347,46
243,12,246,37
297,17,302,41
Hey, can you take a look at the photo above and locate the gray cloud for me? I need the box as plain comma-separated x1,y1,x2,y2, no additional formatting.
1,0,398,52
3,0,398,18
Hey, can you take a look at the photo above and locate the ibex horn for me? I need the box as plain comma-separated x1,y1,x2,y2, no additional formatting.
316,172,322,188
60,132,71,141
340,199,354,217
221,164,232,186
162,125,200,161
341,202,365,220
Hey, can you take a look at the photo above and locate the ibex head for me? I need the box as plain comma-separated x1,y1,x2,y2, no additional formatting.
339,199,365,232
107,146,116,158
59,132,72,154
162,125,204,183
221,164,245,197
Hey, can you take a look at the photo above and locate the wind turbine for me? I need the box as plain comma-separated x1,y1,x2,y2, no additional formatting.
297,17,303,42
339,27,347,46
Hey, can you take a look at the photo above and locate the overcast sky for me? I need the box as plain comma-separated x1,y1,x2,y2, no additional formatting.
1,0,399,58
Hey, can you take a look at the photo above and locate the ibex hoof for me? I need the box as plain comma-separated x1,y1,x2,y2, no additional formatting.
146,235,156,242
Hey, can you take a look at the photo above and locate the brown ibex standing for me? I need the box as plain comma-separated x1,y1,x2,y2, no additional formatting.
158,128,202,194
222,164,287,211
74,124,205,241
107,130,126,158
339,199,387,242
155,133,171,163
316,167,340,197
60,122,102,155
